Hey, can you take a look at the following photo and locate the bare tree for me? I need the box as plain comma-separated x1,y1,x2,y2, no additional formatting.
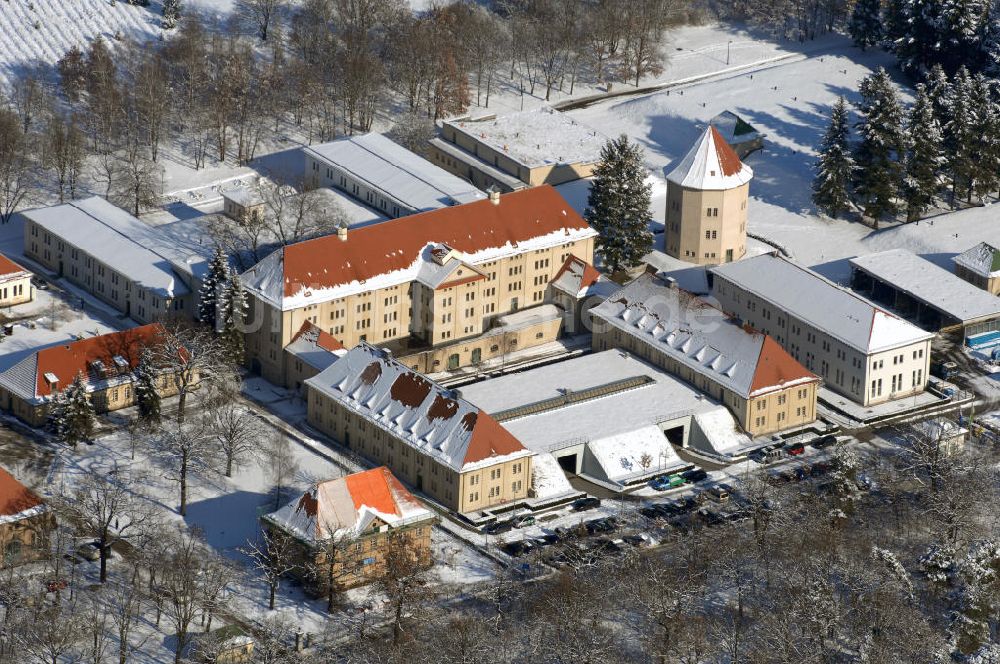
620,0,673,87
308,524,360,613
204,387,264,477
154,422,215,517
64,466,157,583
11,602,87,664
241,527,300,610
146,322,227,423
43,113,85,203
371,530,434,646
0,107,36,224
258,179,348,247
264,433,299,510
112,117,162,217
238,0,288,41
106,575,149,664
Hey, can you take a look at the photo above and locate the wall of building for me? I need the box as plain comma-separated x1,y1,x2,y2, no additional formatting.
0,275,31,307
712,274,931,406
245,236,594,383
591,324,817,437
955,264,1000,296
24,219,189,324
307,388,532,513
664,182,748,265
0,511,53,568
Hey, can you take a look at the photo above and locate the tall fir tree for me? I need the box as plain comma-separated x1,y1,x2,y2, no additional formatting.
854,68,907,226
135,348,162,427
943,66,979,203
970,73,1000,199
849,0,884,50
221,267,248,366
48,373,95,448
925,64,953,128
198,246,229,329
813,97,855,218
584,135,653,275
162,0,181,29
902,84,944,221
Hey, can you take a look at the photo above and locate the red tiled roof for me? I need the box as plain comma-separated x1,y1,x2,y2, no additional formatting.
463,410,527,465
343,467,404,517
281,185,590,296
290,321,344,353
0,466,43,517
0,254,28,278
749,335,818,394
34,323,167,397
710,126,745,177
553,254,603,290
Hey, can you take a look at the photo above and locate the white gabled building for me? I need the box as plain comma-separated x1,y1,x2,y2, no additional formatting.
710,253,935,407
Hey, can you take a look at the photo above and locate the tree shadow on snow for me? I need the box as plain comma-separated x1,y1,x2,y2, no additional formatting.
184,489,269,560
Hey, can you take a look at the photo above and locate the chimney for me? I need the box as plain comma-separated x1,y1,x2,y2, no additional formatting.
488,188,500,206
665,276,678,289
337,223,348,242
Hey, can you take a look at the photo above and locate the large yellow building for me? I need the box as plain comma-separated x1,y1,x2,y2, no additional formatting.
590,274,819,437
241,186,598,386
664,126,753,266
306,343,534,514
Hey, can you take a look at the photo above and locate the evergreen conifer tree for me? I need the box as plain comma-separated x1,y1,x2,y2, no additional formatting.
48,373,95,448
925,64,953,128
221,267,248,366
970,73,1000,200
849,0,884,50
162,0,181,29
903,85,944,221
584,135,653,275
135,349,162,427
854,68,907,227
813,97,855,218
198,247,229,329
943,66,979,203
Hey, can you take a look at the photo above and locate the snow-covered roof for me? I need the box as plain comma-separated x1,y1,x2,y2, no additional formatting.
222,186,263,208
550,254,616,299
459,349,730,460
665,125,754,190
850,249,1000,326
284,321,345,373
590,275,817,399
711,253,935,354
530,452,575,500
953,242,1000,279
303,133,485,213
242,186,597,311
913,417,968,441
20,197,201,295
0,323,167,403
263,467,434,544
443,106,607,169
305,343,533,473
0,466,46,523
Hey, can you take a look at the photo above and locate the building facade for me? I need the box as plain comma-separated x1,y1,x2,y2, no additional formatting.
263,467,436,592
306,344,534,514
241,186,598,386
0,467,53,567
590,274,819,437
710,253,934,407
664,126,752,266
429,106,607,192
0,254,32,307
0,324,194,426
21,197,198,323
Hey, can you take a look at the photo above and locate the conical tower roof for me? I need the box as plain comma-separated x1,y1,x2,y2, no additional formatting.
666,125,754,191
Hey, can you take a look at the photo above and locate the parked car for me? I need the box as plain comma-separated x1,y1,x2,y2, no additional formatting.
532,534,559,547
811,434,837,448
931,361,958,380
586,537,623,556
648,476,672,491
640,506,665,520
707,485,730,502
696,508,724,526
810,461,833,476
483,520,512,536
30,276,49,291
786,442,806,456
571,496,601,511
681,468,708,483
510,514,536,528
672,496,699,513
585,517,618,534
501,540,535,557
76,541,101,561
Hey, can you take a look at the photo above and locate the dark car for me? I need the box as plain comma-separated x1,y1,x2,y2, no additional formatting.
510,515,536,528
640,506,664,520
786,442,806,456
585,517,618,534
586,537,623,555
533,534,559,547
571,496,601,511
681,468,709,483
483,520,512,535
811,434,837,448
501,540,534,557
696,508,724,526
673,496,699,513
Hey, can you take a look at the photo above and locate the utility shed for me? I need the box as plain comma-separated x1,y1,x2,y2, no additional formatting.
849,249,1000,341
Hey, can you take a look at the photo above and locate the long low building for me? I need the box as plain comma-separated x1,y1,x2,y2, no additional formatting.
458,350,752,486
22,197,211,323
306,343,534,514
850,249,1000,341
590,274,819,437
304,132,485,218
710,252,934,407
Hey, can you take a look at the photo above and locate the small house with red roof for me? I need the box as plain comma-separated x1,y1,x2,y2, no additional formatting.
664,125,754,266
0,466,52,566
305,342,534,513
548,254,617,335
0,254,31,307
591,273,819,437
262,466,436,591
0,323,192,426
